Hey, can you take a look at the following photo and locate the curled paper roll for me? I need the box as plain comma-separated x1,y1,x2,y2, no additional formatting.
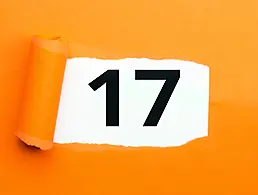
15,36,68,150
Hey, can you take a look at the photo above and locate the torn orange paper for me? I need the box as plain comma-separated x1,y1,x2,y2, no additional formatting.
2,0,258,194
15,36,68,150
15,36,209,150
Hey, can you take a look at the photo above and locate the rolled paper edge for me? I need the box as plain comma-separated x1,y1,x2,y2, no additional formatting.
15,131,52,150
16,35,68,150
32,35,69,57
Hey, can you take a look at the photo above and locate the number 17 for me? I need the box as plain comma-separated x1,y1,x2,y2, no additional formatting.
88,70,180,127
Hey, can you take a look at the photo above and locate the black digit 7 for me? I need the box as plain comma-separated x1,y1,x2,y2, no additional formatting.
135,70,180,126
88,70,119,126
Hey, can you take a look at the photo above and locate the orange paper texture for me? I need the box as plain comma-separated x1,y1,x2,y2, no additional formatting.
1,0,258,194
16,36,68,150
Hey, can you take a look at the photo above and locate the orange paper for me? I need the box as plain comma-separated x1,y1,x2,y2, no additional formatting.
16,36,68,150
1,0,258,194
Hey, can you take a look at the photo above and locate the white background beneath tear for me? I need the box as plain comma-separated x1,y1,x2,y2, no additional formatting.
53,58,209,147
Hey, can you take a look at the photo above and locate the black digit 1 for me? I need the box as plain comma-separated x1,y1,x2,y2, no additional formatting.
88,70,119,126
135,70,180,126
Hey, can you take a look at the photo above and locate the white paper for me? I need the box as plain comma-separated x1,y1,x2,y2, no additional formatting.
54,58,209,147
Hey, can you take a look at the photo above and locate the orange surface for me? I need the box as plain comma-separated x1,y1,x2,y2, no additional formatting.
1,0,258,194
16,36,68,150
